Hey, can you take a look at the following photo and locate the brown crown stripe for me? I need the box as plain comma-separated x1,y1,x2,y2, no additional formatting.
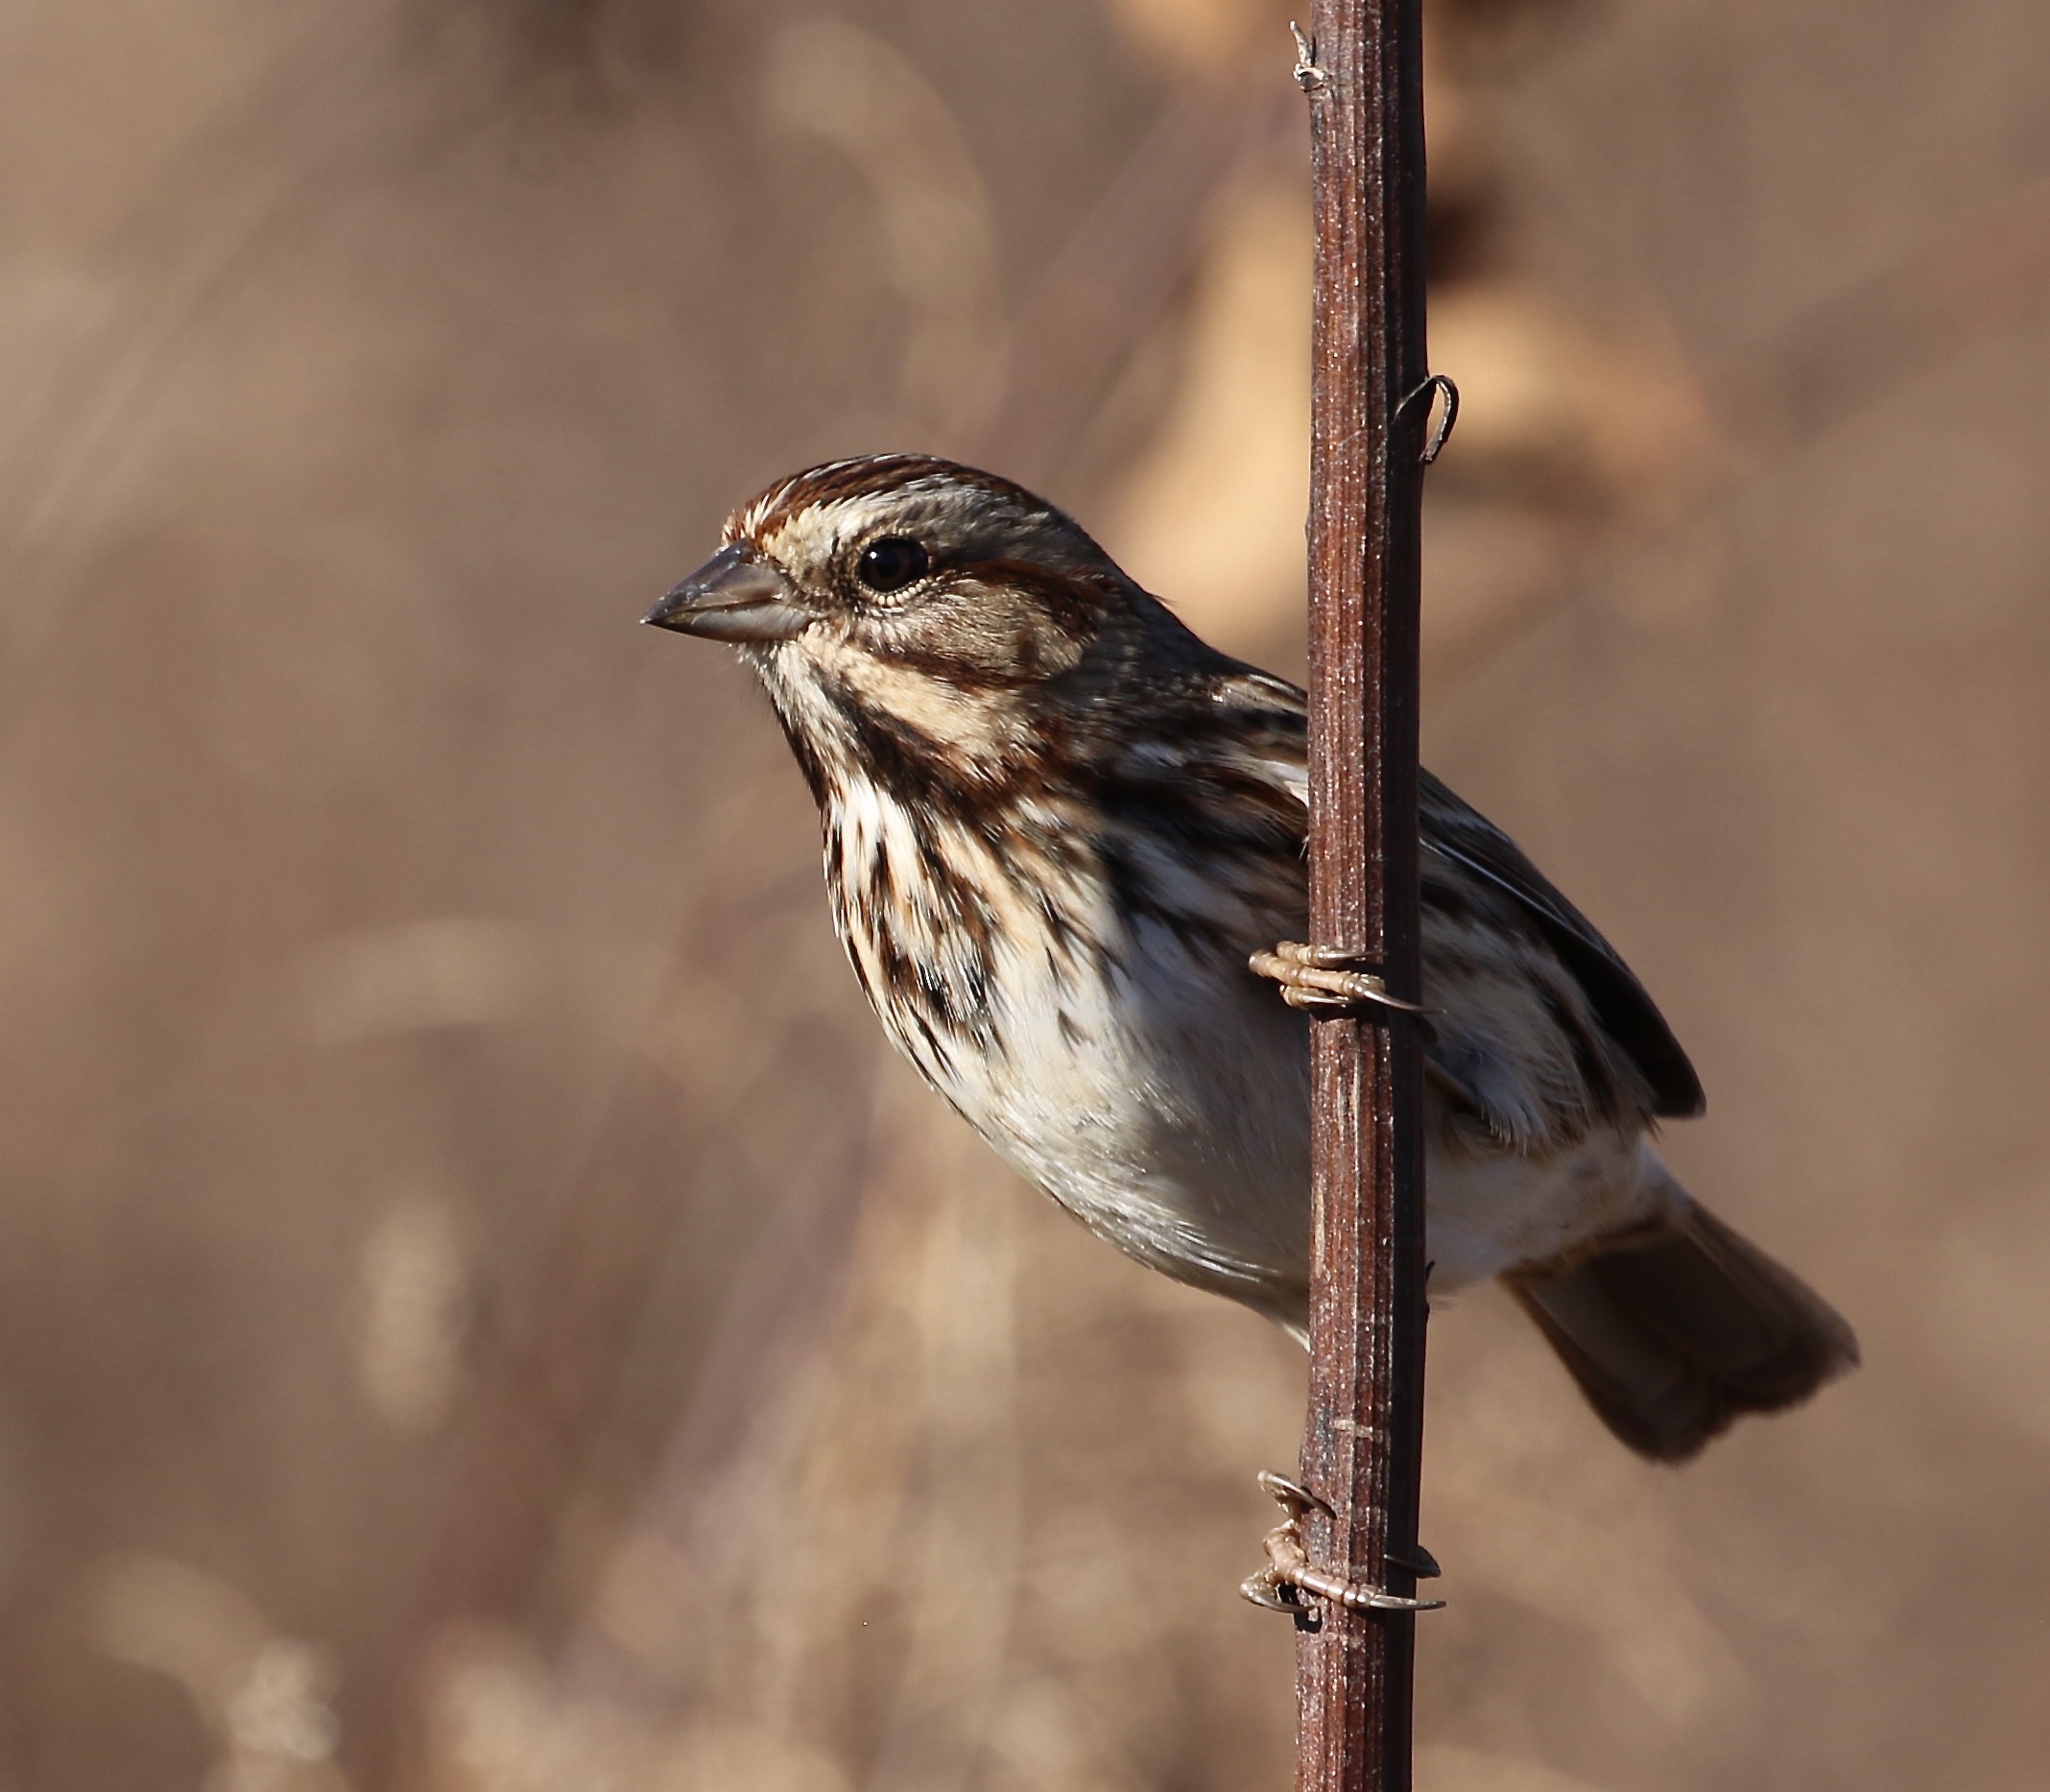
743,455,1055,540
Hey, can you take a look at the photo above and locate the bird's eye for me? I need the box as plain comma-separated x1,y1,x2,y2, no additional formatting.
855,536,930,595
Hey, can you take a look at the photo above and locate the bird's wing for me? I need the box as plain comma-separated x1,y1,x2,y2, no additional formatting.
1201,668,1703,1119
1420,770,1705,1118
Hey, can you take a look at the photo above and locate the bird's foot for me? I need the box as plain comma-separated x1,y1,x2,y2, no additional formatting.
1250,942,1438,1035
1239,1470,1446,1616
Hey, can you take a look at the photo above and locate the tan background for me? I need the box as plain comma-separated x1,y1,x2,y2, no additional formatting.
0,1,2044,1787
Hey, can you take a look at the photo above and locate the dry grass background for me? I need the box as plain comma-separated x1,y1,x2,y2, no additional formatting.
0,0,2046,1787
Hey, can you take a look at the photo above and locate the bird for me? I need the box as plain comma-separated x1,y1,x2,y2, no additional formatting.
644,453,1857,1461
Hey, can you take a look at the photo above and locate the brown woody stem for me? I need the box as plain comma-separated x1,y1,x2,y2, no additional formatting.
1294,3,1433,1791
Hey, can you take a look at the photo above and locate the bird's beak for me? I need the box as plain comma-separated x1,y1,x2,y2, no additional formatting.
643,543,812,643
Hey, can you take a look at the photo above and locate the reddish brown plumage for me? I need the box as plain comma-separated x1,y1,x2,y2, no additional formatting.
649,453,1857,1459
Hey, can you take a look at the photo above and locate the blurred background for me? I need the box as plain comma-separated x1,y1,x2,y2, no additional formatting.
0,0,2045,1787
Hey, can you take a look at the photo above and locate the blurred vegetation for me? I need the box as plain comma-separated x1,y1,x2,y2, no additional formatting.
0,1,2047,1788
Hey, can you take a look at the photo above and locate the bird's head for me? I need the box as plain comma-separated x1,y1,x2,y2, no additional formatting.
645,455,1212,788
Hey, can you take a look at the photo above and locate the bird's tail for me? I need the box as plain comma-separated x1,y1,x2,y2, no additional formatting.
1505,1191,1858,1462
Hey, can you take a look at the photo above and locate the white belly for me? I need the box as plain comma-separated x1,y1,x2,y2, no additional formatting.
913,925,1666,1331
825,789,1664,1333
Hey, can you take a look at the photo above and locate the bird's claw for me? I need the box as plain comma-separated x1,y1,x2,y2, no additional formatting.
1240,1469,1447,1617
1251,943,1439,1038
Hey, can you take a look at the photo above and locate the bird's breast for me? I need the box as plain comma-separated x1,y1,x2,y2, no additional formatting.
816,779,1662,1330
821,782,1316,1298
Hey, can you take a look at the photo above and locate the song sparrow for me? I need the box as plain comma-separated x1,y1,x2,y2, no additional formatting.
645,454,1856,1460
